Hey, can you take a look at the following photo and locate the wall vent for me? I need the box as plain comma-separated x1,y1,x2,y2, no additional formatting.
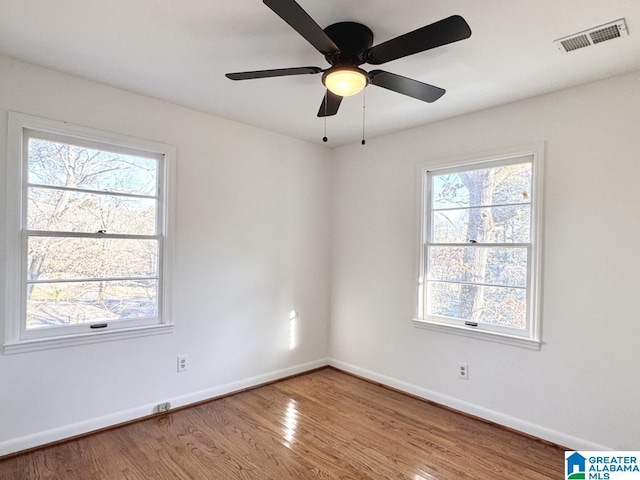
555,19,628,53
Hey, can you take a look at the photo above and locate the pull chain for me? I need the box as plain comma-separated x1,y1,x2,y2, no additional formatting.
361,88,366,145
322,90,328,143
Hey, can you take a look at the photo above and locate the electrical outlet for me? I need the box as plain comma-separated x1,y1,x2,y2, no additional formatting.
458,362,469,380
155,402,171,413
177,355,188,373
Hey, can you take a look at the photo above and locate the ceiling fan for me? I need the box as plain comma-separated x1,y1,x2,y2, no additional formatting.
226,0,472,118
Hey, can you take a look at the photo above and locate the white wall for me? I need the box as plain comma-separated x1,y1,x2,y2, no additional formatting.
0,56,331,454
330,70,640,451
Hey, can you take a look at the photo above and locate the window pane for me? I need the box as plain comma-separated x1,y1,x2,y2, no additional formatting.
426,281,526,329
26,280,158,329
428,246,527,287
28,237,158,281
432,205,530,243
28,187,156,235
27,138,158,196
432,162,532,209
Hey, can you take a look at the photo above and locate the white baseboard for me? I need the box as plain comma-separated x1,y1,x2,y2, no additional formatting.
329,358,611,451
0,358,329,457
1,357,609,457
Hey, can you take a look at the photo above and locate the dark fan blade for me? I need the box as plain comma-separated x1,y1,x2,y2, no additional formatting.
369,70,445,103
366,15,471,65
226,66,323,80
263,0,339,55
317,90,343,117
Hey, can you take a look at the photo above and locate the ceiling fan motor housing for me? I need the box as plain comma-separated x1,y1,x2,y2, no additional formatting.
323,22,374,65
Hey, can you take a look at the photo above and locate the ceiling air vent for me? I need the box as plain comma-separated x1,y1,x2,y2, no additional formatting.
555,19,628,53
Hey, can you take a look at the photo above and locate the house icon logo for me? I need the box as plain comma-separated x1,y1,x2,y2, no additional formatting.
566,452,586,479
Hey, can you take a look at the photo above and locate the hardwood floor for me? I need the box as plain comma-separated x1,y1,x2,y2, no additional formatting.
0,368,565,479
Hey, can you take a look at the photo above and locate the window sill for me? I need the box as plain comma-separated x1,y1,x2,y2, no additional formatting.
411,318,541,350
3,323,174,355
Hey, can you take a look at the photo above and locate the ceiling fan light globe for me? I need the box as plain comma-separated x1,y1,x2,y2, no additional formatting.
323,68,368,97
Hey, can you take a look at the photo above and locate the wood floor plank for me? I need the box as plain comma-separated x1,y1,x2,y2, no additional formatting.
267,374,480,479
297,369,564,479
237,389,406,479
0,368,565,479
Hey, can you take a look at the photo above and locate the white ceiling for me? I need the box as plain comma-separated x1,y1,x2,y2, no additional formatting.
1,0,640,146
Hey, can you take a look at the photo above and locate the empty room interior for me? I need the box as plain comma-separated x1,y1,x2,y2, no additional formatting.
1,0,639,478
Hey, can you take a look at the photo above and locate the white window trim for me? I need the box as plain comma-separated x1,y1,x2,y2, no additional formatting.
412,143,545,350
3,112,176,354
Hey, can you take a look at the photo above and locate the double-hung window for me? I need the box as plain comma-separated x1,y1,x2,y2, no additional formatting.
415,146,544,348
4,113,175,353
